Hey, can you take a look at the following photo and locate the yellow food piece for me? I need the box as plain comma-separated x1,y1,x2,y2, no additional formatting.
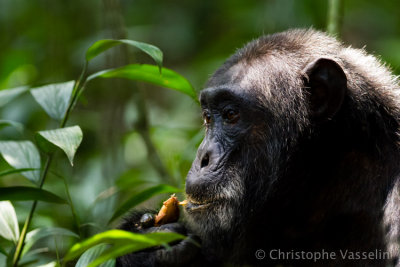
154,194,181,226
179,200,188,206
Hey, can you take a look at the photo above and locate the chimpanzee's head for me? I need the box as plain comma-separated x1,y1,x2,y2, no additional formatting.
186,28,400,252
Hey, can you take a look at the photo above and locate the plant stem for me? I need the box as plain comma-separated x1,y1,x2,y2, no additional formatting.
13,60,88,266
12,156,53,266
133,86,175,186
54,237,60,265
61,61,88,128
62,176,82,237
327,0,344,36
138,126,174,185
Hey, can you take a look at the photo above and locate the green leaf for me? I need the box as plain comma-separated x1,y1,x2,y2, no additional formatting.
0,246,7,255
116,169,153,191
18,259,42,267
0,120,24,133
0,201,19,243
0,86,29,107
34,262,56,267
86,39,163,71
65,230,184,267
0,168,38,178
30,81,74,120
109,184,181,222
0,187,67,204
76,244,115,267
87,64,197,101
22,227,79,256
0,141,41,184
36,126,83,166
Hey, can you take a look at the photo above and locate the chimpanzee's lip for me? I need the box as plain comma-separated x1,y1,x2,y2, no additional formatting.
185,201,212,211
185,198,218,211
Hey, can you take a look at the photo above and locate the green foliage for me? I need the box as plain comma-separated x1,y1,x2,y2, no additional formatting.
0,201,19,243
88,64,197,101
0,187,67,203
36,126,83,166
86,39,163,71
0,120,24,133
30,81,74,121
0,168,37,178
75,244,115,267
0,35,196,267
65,230,184,267
22,227,79,257
0,141,41,184
0,86,29,107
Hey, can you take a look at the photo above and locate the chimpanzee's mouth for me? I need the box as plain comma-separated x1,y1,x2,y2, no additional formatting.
184,196,220,212
185,201,212,211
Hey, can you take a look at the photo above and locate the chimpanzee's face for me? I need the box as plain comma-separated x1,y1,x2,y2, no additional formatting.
184,63,276,237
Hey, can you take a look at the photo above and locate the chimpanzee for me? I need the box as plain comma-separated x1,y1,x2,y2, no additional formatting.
116,29,400,266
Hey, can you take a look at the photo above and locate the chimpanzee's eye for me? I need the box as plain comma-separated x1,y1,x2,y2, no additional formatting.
203,111,212,125
223,108,240,123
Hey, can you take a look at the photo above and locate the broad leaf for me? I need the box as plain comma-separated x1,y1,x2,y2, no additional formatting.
0,120,24,133
35,262,57,267
0,168,37,178
0,201,19,243
86,39,163,71
87,232,185,267
18,259,42,267
36,126,83,166
110,184,181,222
0,141,41,183
65,230,184,267
0,86,29,107
76,244,115,267
22,227,79,256
0,187,67,204
30,81,74,120
88,64,197,101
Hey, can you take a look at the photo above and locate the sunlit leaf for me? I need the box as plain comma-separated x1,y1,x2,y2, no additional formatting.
76,244,115,267
0,86,29,107
22,227,79,256
86,39,163,71
0,141,41,183
0,201,19,243
0,187,67,204
30,81,74,120
65,230,184,267
0,120,24,133
87,64,197,101
110,184,181,222
36,126,83,166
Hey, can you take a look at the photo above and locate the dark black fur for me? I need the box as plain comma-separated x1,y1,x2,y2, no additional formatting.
117,29,400,266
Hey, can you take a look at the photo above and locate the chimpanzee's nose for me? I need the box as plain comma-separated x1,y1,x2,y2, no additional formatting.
200,153,210,168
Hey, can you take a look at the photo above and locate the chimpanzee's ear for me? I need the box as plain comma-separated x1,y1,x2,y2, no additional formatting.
303,58,347,120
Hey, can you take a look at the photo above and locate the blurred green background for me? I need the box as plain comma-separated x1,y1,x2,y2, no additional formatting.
0,0,399,265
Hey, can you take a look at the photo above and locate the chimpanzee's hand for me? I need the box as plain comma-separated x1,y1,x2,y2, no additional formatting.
116,212,201,267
